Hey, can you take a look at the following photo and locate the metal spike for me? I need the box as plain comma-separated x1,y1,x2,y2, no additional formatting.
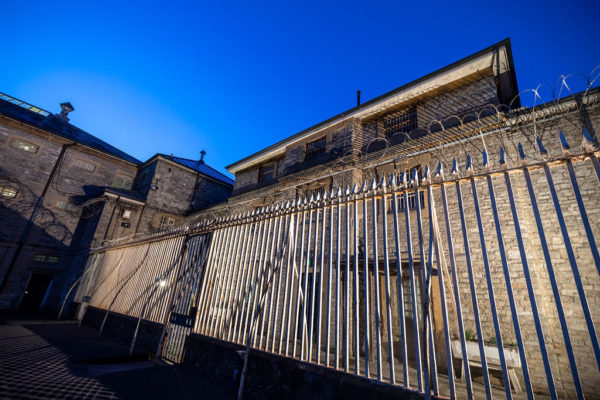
330,188,336,198
316,192,321,201
389,173,396,187
336,187,342,197
309,194,314,203
423,164,430,180
559,131,570,151
535,138,548,156
451,158,458,175
379,176,386,189
345,185,351,195
482,150,488,167
434,161,442,177
352,183,358,194
360,180,367,193
400,171,407,185
370,179,377,191
411,167,419,184
466,154,472,171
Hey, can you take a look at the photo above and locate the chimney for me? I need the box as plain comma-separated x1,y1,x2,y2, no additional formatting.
199,150,206,163
57,102,74,122
357,90,361,106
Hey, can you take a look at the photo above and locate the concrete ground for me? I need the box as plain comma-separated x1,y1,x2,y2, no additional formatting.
0,313,236,399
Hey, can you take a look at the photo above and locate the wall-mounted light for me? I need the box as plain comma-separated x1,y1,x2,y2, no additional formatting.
122,209,132,219
159,280,166,287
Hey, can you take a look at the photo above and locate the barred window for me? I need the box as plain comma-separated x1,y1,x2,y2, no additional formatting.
0,186,17,198
305,136,326,160
159,215,177,230
10,138,39,153
113,174,134,190
72,159,96,173
388,190,425,212
384,107,418,139
402,277,421,318
259,162,275,182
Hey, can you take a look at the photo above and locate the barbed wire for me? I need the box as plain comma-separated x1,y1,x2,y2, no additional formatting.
94,66,600,250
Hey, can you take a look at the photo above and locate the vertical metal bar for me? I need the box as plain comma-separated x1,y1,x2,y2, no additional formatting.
404,182,422,391
392,190,408,387
439,179,472,400
266,211,284,350
362,188,371,379
565,159,600,275
455,179,492,399
317,201,326,364
204,225,233,335
413,175,435,396
212,223,241,337
503,168,557,399
308,205,320,361
228,219,253,341
345,192,351,372
427,182,455,399
300,206,314,360
353,192,360,375
199,226,226,333
279,211,297,354
381,184,395,384
335,192,341,369
371,183,383,381
221,221,249,338
232,220,259,343
258,212,279,348
242,218,267,345
542,162,600,371
292,206,307,357
325,198,333,367
284,210,301,356
471,175,513,400
271,211,291,353
521,164,584,398
252,212,274,348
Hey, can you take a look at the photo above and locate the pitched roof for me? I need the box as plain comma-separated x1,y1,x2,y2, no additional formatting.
159,154,234,186
0,93,141,165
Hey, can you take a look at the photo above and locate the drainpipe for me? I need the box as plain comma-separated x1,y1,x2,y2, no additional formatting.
0,142,75,295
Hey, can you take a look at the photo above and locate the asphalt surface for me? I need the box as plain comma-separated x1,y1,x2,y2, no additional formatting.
0,313,236,399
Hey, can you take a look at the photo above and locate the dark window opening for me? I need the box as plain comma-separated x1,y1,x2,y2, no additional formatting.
259,162,275,182
384,107,418,140
305,136,327,160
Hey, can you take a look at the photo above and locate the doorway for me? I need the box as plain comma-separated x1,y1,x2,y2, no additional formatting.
19,273,52,312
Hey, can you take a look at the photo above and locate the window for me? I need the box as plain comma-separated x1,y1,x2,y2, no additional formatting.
259,163,275,182
56,200,79,212
388,191,425,212
72,159,96,173
10,138,39,153
305,136,327,160
402,277,421,318
384,107,418,140
33,254,60,264
113,174,134,190
159,215,177,230
0,186,17,198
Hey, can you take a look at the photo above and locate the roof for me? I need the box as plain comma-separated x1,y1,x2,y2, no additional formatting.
158,154,234,186
226,38,517,173
0,93,141,165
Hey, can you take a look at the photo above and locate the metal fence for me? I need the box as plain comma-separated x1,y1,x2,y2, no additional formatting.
72,127,600,399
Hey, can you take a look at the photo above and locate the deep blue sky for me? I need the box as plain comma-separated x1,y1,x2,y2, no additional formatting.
1,1,598,177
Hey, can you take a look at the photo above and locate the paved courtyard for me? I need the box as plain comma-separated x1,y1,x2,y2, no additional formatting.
0,314,235,399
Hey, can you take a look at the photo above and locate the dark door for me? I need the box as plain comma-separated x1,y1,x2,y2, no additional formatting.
19,273,52,312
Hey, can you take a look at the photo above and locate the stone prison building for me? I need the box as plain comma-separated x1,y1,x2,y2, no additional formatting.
65,39,600,399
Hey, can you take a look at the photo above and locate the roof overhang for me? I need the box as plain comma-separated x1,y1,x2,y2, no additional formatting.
226,39,516,174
